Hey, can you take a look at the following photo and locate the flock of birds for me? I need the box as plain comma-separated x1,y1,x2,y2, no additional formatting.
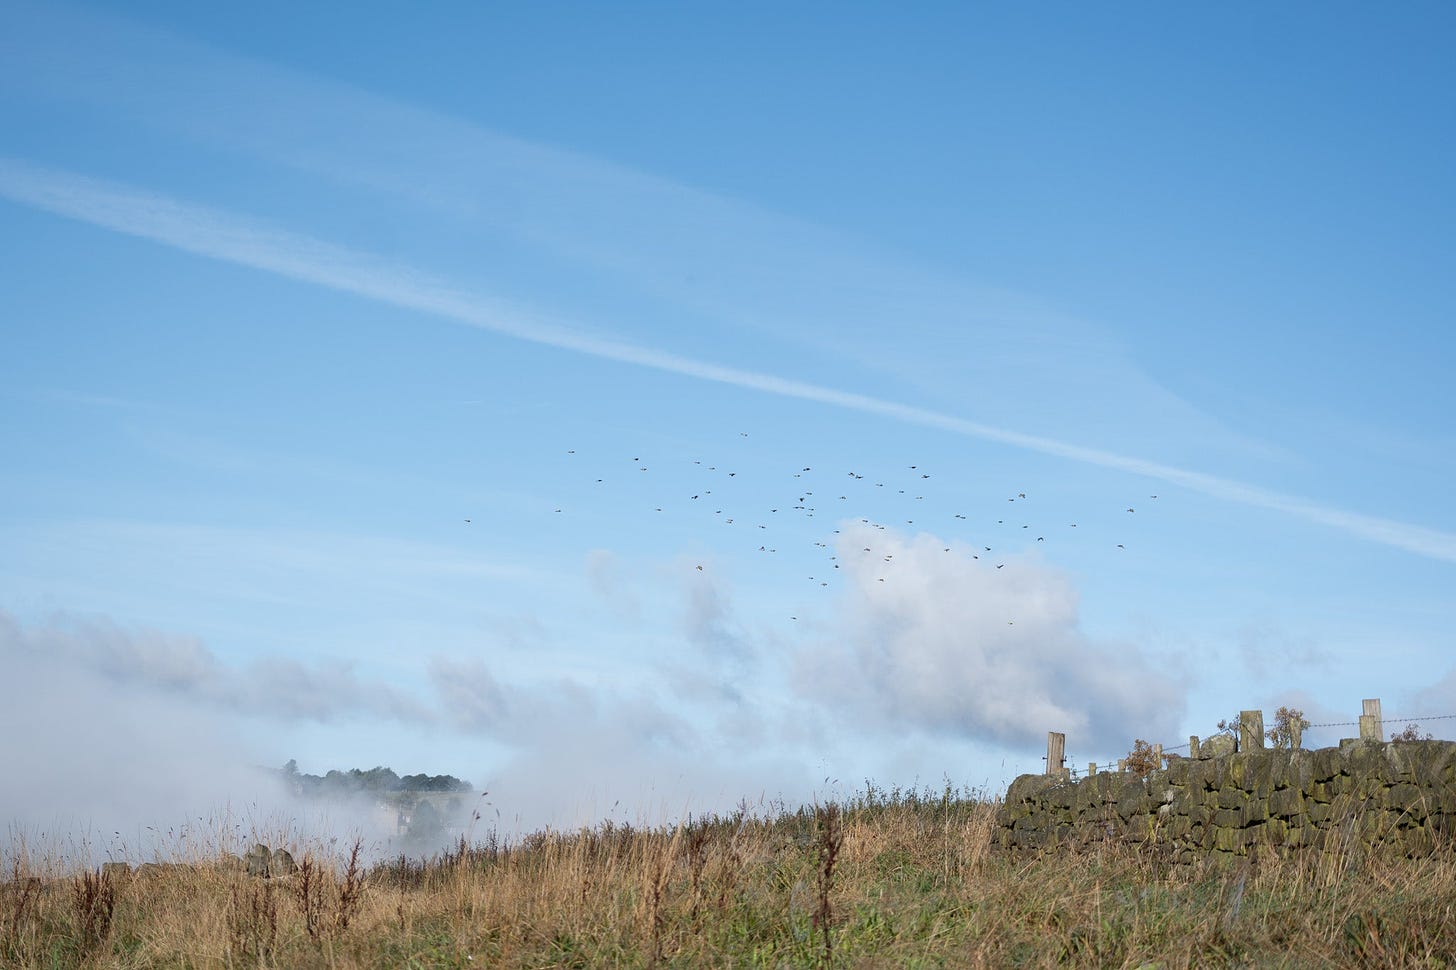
465,432,1163,623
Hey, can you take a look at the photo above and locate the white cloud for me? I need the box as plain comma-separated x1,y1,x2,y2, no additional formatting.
795,525,1184,754
1,609,436,726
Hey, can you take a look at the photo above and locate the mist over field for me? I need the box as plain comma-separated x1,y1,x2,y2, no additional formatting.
0,610,480,864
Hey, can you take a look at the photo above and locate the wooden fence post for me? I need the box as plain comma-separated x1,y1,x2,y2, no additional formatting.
1360,698,1383,741
1240,710,1265,751
1153,743,1164,768
1088,762,1097,776
1046,732,1066,778
1189,735,1201,758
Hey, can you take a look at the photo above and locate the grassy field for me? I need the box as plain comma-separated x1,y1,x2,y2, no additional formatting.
4,785,1455,968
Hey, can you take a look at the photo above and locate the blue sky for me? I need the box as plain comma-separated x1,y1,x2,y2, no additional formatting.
3,1,1455,842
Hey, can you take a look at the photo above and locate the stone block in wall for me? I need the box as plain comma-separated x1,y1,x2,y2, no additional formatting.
1271,819,1302,848
1115,780,1149,821
1312,747,1344,783
1146,772,1176,807
1231,751,1276,796
1206,756,1234,791
1214,808,1242,829
1244,797,1270,825
1269,787,1305,818
1345,741,1395,783
1355,774,1393,800
1381,783,1425,816
1434,789,1456,818
1166,758,1190,786
1201,734,1236,759
1269,750,1313,792
1185,758,1214,792
1270,818,1293,845
1074,774,1111,812
1005,773,1059,808
1211,821,1246,850
1217,788,1248,810
1308,780,1334,804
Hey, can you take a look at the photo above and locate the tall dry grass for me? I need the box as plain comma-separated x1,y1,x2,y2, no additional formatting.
2,783,1454,967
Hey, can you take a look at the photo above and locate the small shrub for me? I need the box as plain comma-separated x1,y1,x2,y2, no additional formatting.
334,837,366,934
1266,706,1311,749
813,803,843,968
294,853,325,939
1123,740,1160,777
1392,723,1434,742
70,868,115,954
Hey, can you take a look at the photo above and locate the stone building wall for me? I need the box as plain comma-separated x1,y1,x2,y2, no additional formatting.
996,739,1456,861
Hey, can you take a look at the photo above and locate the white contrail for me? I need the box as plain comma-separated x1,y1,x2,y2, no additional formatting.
3,156,1454,564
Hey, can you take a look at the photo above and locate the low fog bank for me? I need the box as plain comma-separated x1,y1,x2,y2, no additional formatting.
0,608,804,868
0,610,481,868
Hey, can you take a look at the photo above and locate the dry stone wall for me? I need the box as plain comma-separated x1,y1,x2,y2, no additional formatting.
996,739,1456,861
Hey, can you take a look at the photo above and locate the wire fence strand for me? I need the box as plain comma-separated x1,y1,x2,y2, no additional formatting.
1056,711,1456,780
